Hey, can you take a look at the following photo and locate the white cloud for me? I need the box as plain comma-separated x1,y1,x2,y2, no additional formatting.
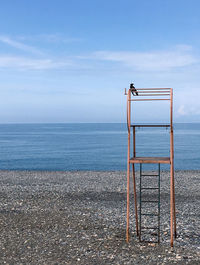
177,105,187,116
0,40,199,75
37,34,82,43
0,35,84,70
0,36,44,55
0,55,72,70
176,98,200,118
87,45,198,71
17,34,83,43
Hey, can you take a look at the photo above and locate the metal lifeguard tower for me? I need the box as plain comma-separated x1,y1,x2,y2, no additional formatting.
125,84,176,247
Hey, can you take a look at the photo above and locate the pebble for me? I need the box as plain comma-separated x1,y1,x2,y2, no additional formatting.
0,170,199,264
176,254,182,260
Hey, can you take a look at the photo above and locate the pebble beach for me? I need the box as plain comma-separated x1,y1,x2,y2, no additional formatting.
0,170,199,264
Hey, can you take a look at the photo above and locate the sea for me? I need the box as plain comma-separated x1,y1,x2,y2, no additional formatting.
0,123,199,171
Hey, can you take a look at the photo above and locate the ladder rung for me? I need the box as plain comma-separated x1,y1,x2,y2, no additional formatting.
141,200,158,203
141,187,159,190
141,213,158,216
141,174,159,177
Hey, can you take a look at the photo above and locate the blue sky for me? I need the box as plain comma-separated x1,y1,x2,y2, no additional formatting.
0,0,200,123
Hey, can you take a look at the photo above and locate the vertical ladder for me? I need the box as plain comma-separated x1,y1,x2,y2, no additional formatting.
139,163,161,243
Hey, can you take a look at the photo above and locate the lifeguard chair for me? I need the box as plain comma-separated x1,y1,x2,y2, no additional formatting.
125,84,176,247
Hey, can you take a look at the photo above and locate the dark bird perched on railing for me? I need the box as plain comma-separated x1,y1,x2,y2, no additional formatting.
130,83,138,96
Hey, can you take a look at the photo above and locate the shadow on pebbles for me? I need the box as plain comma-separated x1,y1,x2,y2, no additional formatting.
0,170,199,264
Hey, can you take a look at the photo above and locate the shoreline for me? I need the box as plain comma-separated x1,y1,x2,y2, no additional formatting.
1,169,200,172
0,170,199,264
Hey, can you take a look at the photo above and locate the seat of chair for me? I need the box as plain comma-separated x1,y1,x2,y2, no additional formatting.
129,157,170,164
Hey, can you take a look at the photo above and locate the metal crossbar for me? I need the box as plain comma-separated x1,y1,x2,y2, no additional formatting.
129,87,171,101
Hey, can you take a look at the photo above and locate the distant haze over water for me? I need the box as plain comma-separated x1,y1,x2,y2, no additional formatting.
0,123,199,171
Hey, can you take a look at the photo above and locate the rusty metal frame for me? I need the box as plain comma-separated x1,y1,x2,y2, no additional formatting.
125,86,176,247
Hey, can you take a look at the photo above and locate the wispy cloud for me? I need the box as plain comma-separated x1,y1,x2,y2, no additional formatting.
176,104,200,117
18,34,83,43
0,34,83,70
37,34,82,43
86,45,198,71
177,105,187,116
0,55,73,70
0,35,44,55
0,40,198,74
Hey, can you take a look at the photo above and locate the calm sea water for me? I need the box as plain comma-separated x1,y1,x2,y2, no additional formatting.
0,123,199,171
